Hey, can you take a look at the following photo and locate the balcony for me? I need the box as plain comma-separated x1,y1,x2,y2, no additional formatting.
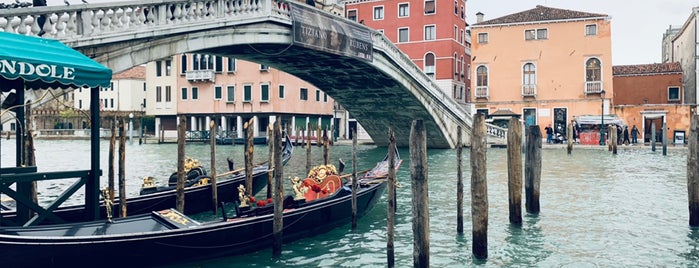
585,81,603,94
186,69,215,82
475,86,489,99
522,84,536,97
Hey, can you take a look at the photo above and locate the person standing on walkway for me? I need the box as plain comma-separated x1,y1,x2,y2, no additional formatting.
631,125,640,145
545,124,553,144
622,125,630,145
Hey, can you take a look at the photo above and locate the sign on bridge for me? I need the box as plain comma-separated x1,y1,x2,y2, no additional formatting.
290,3,373,62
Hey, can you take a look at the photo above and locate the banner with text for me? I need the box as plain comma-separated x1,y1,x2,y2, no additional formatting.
290,4,373,62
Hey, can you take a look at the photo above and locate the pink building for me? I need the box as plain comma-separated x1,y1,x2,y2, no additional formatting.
470,5,613,143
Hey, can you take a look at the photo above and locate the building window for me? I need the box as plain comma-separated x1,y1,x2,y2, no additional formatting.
668,87,681,101
78,99,82,109
424,52,435,78
424,0,435,14
156,86,162,102
279,85,285,99
324,92,328,102
156,60,162,77
260,84,269,102
315,89,321,101
214,86,222,100
478,33,488,43
523,63,536,96
398,28,409,43
165,86,172,102
192,87,199,100
165,60,171,76
181,87,187,100
476,65,488,98
585,58,602,93
586,24,597,36
525,29,548,40
454,0,458,14
398,3,409,17
226,85,235,102
192,54,200,70
424,25,436,40
300,88,308,101
373,6,384,20
525,29,536,40
260,64,269,71
536,29,547,39
227,58,236,72
180,54,187,74
243,84,252,102
214,56,223,73
347,9,357,21
110,98,114,108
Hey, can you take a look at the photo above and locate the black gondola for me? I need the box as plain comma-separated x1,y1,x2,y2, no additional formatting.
0,133,293,225
0,148,400,268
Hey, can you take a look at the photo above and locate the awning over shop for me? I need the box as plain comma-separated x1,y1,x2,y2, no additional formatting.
575,115,625,126
0,32,112,91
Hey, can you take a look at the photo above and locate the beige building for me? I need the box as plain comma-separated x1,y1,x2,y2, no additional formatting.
470,5,613,140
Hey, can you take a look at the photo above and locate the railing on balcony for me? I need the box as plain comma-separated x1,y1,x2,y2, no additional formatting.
522,84,536,97
475,86,489,98
186,69,215,82
585,81,603,94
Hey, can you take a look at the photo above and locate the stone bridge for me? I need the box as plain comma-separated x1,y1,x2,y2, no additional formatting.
0,0,507,148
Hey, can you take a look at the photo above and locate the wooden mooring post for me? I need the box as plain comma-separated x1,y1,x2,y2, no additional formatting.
456,126,464,234
108,118,116,202
687,115,699,227
244,118,254,197
471,114,488,259
566,121,573,154
351,128,358,229
267,125,274,199
306,122,312,174
210,120,218,213
119,118,127,217
525,125,541,214
386,128,397,268
611,125,618,155
410,119,429,267
272,119,284,257
176,115,186,213
663,122,668,156
507,117,522,226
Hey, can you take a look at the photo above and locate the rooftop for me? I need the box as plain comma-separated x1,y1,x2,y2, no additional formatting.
613,62,682,76
473,5,608,26
113,65,145,80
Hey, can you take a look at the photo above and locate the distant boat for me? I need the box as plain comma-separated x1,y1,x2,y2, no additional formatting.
0,146,401,267
216,136,268,145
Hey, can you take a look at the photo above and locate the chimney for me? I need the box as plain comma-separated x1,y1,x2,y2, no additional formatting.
476,12,484,23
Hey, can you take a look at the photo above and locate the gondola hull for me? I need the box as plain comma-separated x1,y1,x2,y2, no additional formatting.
0,180,386,268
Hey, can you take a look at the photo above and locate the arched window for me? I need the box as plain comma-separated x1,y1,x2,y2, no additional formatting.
180,54,187,74
424,52,435,78
522,63,536,96
585,58,602,93
454,53,458,78
475,65,488,98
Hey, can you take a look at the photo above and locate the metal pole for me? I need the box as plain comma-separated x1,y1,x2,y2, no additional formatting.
600,96,605,145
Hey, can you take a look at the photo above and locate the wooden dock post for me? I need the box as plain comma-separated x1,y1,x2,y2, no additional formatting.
267,125,274,199
272,119,284,257
387,128,397,268
611,125,618,155
662,122,668,156
119,118,127,217
525,125,541,214
108,118,116,202
244,118,254,197
351,128,358,229
566,122,573,154
471,114,488,259
209,120,218,213
651,121,657,152
688,115,699,227
456,126,464,234
306,122,312,174
176,115,186,213
410,120,430,266
507,117,522,226
323,130,330,165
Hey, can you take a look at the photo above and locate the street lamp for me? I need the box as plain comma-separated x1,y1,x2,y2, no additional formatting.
128,112,134,144
599,90,606,145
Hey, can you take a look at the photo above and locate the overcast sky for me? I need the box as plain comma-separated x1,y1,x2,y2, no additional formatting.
9,0,698,66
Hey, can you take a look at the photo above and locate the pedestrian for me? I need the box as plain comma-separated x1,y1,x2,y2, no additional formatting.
631,125,640,145
545,124,553,144
622,125,630,145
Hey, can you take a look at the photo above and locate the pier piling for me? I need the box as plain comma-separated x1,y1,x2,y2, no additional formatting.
176,115,186,213
244,118,254,197
471,115,488,259
351,128,358,229
567,122,573,154
411,119,430,266
507,117,522,226
387,128,396,268
688,115,699,227
119,118,127,217
525,125,541,214
611,125,617,155
663,122,667,156
210,120,218,213
456,126,464,234
267,125,274,199
272,119,284,257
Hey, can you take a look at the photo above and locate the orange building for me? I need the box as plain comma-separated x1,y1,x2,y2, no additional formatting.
470,5,613,142
613,63,691,144
343,0,472,104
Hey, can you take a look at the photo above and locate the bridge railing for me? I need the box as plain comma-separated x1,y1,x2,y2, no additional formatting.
0,0,291,38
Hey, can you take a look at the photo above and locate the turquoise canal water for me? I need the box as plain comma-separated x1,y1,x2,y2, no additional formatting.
2,139,699,267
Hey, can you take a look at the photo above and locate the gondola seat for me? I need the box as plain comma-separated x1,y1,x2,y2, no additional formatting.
303,175,342,202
